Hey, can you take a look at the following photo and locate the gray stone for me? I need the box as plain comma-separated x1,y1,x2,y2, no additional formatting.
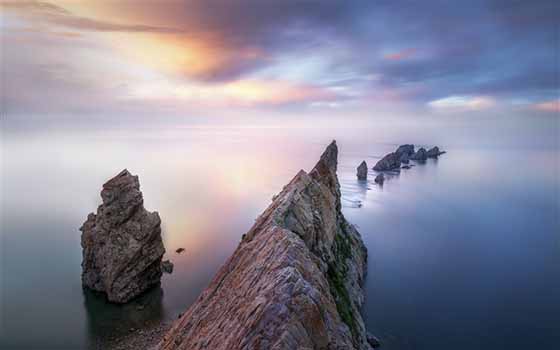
357,160,368,180
374,173,385,184
161,260,174,274
367,332,381,348
80,169,165,303
410,147,428,161
427,146,445,158
396,144,415,157
373,152,401,171
157,141,372,350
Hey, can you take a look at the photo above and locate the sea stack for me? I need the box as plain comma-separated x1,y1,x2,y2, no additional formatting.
357,160,368,180
80,169,165,303
410,147,428,161
395,144,415,164
158,141,374,350
373,152,401,171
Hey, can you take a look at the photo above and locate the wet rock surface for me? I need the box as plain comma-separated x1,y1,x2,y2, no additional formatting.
157,141,373,350
80,169,165,304
357,160,368,180
374,173,385,184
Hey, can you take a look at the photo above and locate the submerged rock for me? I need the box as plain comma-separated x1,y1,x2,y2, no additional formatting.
80,169,165,303
158,141,374,350
410,147,428,161
357,160,368,180
373,152,401,171
161,260,174,274
374,173,385,184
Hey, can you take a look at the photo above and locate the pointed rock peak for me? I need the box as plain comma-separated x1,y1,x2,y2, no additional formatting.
310,140,339,191
312,140,338,173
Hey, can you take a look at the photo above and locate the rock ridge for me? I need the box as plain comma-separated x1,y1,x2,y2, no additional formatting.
158,141,372,350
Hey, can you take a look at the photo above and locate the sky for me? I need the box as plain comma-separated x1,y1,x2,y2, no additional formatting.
1,0,558,124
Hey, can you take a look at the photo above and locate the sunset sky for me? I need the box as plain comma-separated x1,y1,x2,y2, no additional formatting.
1,0,558,122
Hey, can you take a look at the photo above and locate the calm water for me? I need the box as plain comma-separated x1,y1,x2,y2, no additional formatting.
1,117,559,349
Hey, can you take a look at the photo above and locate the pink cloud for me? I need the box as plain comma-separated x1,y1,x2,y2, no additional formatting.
384,48,418,61
533,99,560,113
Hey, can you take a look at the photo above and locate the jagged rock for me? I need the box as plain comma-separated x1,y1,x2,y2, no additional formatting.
161,260,174,274
396,144,414,164
175,248,185,254
367,332,381,348
80,169,165,303
410,147,428,161
373,152,401,171
158,141,374,350
374,173,385,184
427,146,446,158
357,161,368,180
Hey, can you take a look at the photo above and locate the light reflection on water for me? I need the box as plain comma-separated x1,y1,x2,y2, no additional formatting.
1,124,559,349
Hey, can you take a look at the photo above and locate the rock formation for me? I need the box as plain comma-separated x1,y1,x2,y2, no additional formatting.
374,173,385,185
161,260,174,274
357,161,368,180
80,169,165,303
395,144,415,164
426,146,446,158
410,147,428,161
373,152,401,171
158,141,375,350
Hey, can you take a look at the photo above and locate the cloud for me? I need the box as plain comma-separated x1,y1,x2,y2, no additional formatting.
0,1,180,32
384,48,418,61
428,95,496,111
533,99,560,113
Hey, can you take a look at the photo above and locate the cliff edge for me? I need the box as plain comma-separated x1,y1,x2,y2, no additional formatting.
158,141,372,350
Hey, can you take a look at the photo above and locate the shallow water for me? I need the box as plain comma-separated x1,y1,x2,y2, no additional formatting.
1,118,559,349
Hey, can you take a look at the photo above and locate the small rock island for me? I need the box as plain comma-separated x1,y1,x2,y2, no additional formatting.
374,144,445,171
80,169,165,303
158,141,376,349
357,160,368,180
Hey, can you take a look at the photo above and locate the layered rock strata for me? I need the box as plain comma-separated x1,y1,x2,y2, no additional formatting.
80,169,165,303
158,141,373,350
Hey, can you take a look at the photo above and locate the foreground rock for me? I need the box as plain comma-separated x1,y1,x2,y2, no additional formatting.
373,152,401,171
158,141,373,350
80,169,165,303
374,173,385,185
357,161,368,180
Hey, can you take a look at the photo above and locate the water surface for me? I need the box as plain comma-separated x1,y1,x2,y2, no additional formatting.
1,118,559,349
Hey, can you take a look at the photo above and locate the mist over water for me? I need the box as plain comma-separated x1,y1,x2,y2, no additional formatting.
1,115,559,349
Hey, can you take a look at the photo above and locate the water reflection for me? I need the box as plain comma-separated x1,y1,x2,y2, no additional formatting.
83,286,165,349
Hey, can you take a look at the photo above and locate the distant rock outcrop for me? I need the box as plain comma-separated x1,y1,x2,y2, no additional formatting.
410,147,428,161
427,146,446,158
357,161,368,180
80,169,165,303
158,141,374,350
395,144,415,164
373,152,401,171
